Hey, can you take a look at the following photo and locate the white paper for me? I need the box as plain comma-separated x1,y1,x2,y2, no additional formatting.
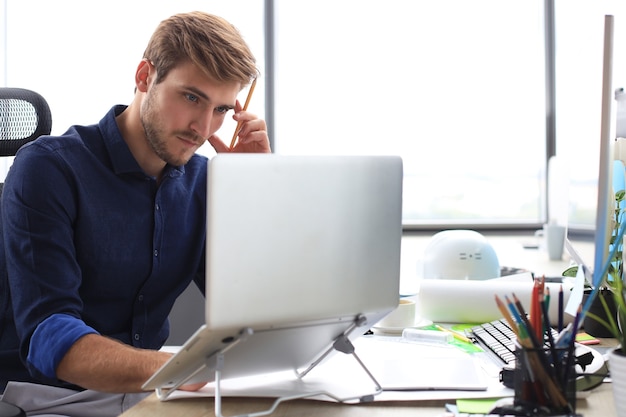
417,274,572,325
155,336,513,403
565,264,586,316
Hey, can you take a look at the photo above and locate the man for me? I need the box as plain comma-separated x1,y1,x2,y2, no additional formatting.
0,11,269,415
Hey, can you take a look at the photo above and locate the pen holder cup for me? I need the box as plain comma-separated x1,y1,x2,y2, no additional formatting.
512,341,578,417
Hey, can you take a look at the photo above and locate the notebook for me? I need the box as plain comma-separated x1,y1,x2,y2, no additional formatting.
142,154,404,397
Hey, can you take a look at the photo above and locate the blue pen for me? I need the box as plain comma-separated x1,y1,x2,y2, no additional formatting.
505,295,524,328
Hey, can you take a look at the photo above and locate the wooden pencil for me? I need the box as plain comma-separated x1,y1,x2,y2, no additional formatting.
229,77,258,149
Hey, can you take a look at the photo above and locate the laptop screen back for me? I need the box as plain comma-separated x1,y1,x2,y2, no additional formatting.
205,154,403,330
142,154,404,393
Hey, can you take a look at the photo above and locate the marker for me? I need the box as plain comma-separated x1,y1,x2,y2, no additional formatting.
434,324,472,344
402,328,452,344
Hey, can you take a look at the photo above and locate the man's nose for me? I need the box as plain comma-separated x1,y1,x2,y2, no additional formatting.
190,111,213,140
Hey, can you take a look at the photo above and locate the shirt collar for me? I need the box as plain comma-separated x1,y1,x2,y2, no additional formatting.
99,105,185,179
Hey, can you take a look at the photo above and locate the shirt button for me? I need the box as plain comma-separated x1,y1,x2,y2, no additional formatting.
153,250,158,257
138,295,144,302
134,333,140,341
155,204,160,211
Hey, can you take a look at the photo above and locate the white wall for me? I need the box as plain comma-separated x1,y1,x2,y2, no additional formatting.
0,0,265,178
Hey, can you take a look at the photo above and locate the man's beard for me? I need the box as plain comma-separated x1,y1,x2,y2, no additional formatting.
142,119,180,166
140,89,201,167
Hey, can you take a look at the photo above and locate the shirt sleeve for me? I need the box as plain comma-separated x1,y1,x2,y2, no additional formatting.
26,313,99,380
2,141,89,379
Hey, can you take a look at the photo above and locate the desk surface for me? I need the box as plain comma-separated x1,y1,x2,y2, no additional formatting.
124,233,605,417
121,382,616,417
123,338,618,417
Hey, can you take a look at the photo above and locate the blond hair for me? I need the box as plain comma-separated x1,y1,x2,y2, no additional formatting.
143,11,258,87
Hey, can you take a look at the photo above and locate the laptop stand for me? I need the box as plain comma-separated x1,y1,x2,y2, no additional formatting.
155,314,383,417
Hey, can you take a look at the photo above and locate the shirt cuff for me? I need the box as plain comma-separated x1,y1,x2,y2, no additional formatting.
27,313,99,379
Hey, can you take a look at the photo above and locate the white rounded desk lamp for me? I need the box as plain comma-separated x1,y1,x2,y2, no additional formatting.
422,230,500,280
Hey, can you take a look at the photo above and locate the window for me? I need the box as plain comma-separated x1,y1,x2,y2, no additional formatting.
555,1,626,229
273,0,547,228
2,1,623,230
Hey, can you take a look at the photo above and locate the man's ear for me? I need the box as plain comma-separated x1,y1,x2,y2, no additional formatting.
135,59,153,93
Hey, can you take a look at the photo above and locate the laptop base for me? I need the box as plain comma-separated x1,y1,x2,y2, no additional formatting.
155,315,383,416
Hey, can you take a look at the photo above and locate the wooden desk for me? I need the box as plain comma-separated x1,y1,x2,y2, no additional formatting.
124,235,609,416
120,382,616,417
122,337,618,417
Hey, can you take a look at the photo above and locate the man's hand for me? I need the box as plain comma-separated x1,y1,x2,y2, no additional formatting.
56,334,207,393
207,100,271,154
180,381,208,392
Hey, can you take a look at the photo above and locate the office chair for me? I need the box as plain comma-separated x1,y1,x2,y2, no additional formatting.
0,87,51,417
0,87,51,196
0,87,52,155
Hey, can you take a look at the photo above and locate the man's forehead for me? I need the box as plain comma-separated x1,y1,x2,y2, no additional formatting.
165,62,242,103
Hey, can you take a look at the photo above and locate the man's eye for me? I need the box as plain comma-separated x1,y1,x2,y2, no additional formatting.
216,106,230,114
185,93,199,103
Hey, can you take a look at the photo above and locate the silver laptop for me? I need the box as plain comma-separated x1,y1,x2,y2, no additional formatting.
142,154,404,398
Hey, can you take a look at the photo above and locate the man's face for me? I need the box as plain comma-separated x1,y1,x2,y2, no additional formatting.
140,61,241,166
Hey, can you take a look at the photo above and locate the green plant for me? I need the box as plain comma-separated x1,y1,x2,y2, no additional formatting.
584,189,626,352
587,271,626,351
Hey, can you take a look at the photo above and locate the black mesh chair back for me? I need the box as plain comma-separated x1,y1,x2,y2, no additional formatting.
0,87,52,156
0,89,44,416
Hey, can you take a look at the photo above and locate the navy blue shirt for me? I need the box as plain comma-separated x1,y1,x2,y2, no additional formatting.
0,105,207,390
